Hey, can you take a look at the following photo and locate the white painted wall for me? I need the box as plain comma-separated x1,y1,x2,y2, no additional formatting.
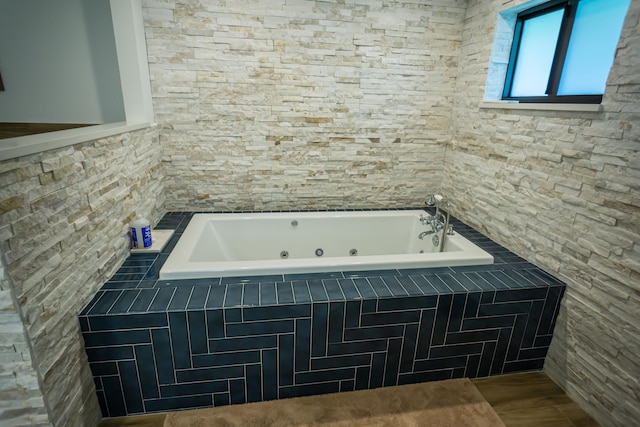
0,0,125,124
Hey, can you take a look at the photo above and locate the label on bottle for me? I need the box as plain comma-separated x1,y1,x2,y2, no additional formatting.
141,225,152,248
131,225,152,248
131,227,139,248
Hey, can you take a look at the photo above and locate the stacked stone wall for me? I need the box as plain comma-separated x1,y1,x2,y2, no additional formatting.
446,1,640,426
0,127,164,426
143,0,467,210
0,267,50,426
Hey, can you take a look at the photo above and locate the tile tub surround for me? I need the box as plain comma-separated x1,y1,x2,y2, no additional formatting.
80,211,565,417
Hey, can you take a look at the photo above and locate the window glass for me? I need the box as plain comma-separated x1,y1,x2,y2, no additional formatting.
502,0,631,103
510,9,564,97
557,0,631,95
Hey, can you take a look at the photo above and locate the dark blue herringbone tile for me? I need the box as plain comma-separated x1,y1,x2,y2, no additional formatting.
226,319,294,337
145,395,213,413
102,376,126,417
406,275,439,295
377,295,437,312
398,369,454,386
343,324,404,341
415,308,436,359
353,278,376,299
279,382,340,399
210,335,277,353
89,361,118,377
225,308,241,324
188,311,208,355
425,275,452,293
414,355,467,372
206,285,227,309
295,318,312,372
152,329,175,385
224,285,243,307
327,339,387,356
88,291,121,315
338,278,361,299
311,303,329,357
355,366,370,390
277,282,295,304
447,293,467,333
478,301,532,317
279,334,295,387
344,301,361,328
119,360,144,414
328,302,345,344
311,354,371,370
89,313,168,331
360,310,421,327
323,279,346,300
522,300,544,348
437,274,467,293
400,324,419,373
134,345,159,399
477,341,497,377
187,286,209,310
259,282,278,306
149,287,176,311
85,346,134,363
381,277,409,297
295,368,355,385
176,365,244,383
83,209,568,416
432,294,452,346
395,276,424,296
168,286,192,311
491,328,512,375
246,364,263,403
367,277,392,298
507,314,529,361
262,349,278,401
187,310,209,354
464,292,481,319
308,280,329,302
160,380,227,398
445,329,500,345
83,330,151,348
206,310,224,339
539,286,564,335
291,281,312,304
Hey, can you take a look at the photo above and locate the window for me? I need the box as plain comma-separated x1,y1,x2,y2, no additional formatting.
503,0,631,104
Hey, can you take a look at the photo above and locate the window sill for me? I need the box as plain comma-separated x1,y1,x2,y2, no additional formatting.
479,101,602,113
0,121,152,161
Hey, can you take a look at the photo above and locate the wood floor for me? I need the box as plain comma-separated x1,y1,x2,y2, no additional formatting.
99,372,599,427
0,122,93,139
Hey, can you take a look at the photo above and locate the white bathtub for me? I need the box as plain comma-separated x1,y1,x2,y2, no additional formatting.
159,210,494,280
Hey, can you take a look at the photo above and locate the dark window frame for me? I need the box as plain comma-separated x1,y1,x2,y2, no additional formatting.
503,0,603,104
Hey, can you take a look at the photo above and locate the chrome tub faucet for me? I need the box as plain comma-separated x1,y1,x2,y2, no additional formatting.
418,194,452,252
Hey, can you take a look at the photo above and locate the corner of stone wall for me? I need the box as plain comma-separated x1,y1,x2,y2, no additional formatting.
0,261,52,427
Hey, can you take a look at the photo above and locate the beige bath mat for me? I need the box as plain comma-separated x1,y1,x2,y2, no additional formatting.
164,377,506,427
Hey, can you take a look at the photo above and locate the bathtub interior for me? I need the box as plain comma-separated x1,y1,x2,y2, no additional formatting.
160,210,494,280
191,213,434,261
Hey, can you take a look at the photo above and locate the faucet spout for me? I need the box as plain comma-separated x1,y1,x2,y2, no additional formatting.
418,230,435,240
